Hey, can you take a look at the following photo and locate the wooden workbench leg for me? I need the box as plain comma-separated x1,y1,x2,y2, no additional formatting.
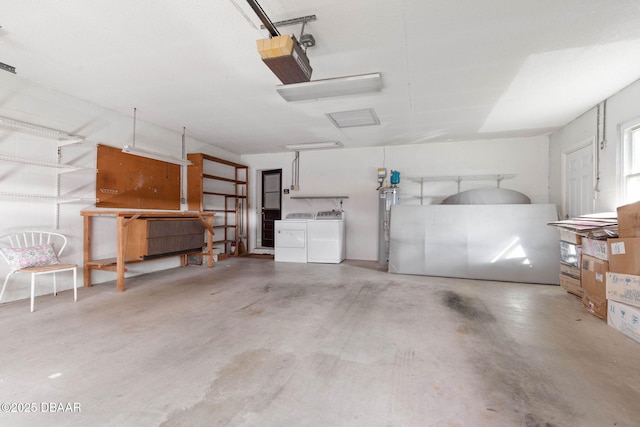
116,215,126,292
206,214,214,268
83,214,92,287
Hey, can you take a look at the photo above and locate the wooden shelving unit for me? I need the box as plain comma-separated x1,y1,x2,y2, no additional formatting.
187,153,249,256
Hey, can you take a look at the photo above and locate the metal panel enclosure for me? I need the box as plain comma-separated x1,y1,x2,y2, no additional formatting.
388,204,560,284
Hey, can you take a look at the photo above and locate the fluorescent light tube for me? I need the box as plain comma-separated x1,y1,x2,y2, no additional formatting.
0,62,16,74
121,145,193,166
285,141,343,150
276,73,382,102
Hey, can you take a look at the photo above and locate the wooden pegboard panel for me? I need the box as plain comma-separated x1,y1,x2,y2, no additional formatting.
96,144,181,210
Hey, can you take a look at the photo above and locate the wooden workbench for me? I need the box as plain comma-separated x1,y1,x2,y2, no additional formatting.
81,209,215,291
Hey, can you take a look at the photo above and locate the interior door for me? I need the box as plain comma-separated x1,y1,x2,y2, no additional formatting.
565,144,594,218
261,169,282,248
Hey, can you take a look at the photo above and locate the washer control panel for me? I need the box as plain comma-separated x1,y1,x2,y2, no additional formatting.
315,210,344,220
285,212,315,220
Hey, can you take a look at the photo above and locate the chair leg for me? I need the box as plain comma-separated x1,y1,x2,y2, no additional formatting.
73,267,77,302
53,272,57,296
30,273,36,313
0,273,14,303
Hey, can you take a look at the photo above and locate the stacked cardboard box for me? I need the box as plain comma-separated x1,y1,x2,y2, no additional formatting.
549,214,617,299
559,238,582,297
580,236,609,319
606,201,640,343
580,249,608,320
606,274,640,344
549,203,640,344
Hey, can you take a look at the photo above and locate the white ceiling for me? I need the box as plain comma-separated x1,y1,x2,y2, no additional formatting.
3,0,640,155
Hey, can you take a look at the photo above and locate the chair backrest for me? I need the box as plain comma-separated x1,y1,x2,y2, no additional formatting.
0,231,68,265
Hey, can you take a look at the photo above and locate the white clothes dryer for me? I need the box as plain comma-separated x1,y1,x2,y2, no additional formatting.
274,212,314,263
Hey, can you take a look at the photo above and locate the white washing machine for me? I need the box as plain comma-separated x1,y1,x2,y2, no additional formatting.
274,212,314,263
307,210,346,264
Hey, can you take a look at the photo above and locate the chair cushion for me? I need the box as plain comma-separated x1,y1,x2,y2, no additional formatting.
0,244,60,271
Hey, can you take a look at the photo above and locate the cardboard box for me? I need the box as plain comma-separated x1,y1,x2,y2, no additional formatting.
581,237,608,260
583,293,607,320
559,241,581,267
560,262,580,278
580,255,609,293
617,201,640,238
606,272,640,308
607,300,640,344
256,35,294,59
256,35,312,84
559,273,582,297
559,228,582,245
580,255,608,320
608,237,640,275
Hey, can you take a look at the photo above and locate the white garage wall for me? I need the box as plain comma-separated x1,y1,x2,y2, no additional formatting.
383,137,550,205
243,136,551,261
549,78,640,216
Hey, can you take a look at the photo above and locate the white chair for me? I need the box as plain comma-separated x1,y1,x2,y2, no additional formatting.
0,231,77,312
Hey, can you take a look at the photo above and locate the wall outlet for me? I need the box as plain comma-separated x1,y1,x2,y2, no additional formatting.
283,188,290,194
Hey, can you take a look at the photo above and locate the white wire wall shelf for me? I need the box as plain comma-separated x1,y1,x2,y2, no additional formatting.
0,115,97,228
290,195,349,199
0,115,86,144
0,152,93,172
290,195,349,209
0,192,97,204
407,174,516,204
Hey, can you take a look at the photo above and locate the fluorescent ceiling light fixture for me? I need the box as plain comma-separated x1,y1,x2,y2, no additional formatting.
121,145,192,166
327,108,380,128
285,141,343,150
0,61,16,74
276,73,382,102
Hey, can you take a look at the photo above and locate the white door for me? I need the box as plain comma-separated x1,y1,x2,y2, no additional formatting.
261,169,282,248
565,144,594,218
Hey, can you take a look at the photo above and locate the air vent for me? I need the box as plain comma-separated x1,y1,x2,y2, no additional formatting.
326,108,380,129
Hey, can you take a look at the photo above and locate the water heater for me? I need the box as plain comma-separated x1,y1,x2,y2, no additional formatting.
378,187,400,265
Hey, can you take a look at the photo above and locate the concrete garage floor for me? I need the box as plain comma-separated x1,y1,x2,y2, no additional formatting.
0,258,639,427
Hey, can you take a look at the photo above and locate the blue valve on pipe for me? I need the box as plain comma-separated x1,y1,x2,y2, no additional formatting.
390,170,400,186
